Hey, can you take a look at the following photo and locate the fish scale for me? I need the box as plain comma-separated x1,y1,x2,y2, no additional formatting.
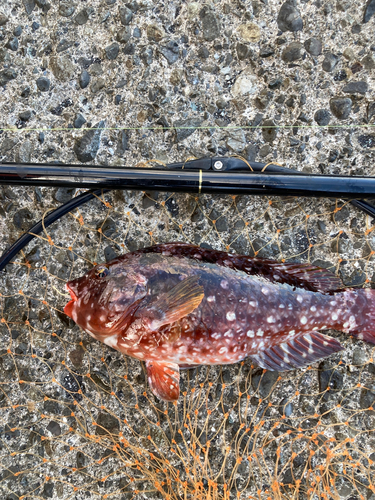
64,243,375,401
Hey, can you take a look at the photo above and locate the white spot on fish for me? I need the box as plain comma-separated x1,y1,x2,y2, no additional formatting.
289,330,295,335
220,280,229,289
170,385,174,390
212,333,221,340
279,304,285,309
331,313,338,321
249,301,257,307
301,316,307,325
256,329,263,337
226,312,236,321
103,333,118,348
224,330,233,337
219,347,227,354
267,316,276,323
207,296,216,302
296,295,303,303
261,287,269,295
247,330,254,338
310,305,317,312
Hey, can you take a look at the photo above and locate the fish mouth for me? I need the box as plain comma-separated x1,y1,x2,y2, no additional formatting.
64,283,78,318
66,283,78,301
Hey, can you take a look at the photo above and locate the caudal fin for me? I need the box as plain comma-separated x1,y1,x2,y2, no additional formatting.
344,289,375,344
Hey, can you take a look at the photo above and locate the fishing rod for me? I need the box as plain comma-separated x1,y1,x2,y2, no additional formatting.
1,158,375,198
0,157,374,273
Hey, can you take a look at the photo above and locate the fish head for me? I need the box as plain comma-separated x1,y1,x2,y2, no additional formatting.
64,260,148,338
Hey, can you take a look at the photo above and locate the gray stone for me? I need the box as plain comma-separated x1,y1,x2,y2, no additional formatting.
304,37,322,55
105,42,119,60
259,45,275,58
159,41,179,64
43,483,54,498
96,412,120,435
116,26,131,43
104,246,117,262
358,135,375,148
78,70,90,89
50,55,76,81
19,110,32,121
57,39,74,53
22,0,35,14
199,6,221,41
36,76,50,92
147,24,164,42
279,397,293,417
352,347,367,366
282,42,303,62
277,0,303,32
342,81,368,94
17,140,33,163
0,48,9,63
314,109,331,126
13,208,34,230
236,43,254,61
6,38,18,52
319,364,344,399
173,118,202,142
262,119,278,143
59,1,75,17
322,53,339,72
74,120,105,162
140,46,153,65
46,421,61,436
0,12,8,25
119,5,133,25
1,138,18,155
361,53,375,69
226,128,246,152
330,97,352,119
74,113,86,128
251,370,279,398
55,188,75,203
360,388,375,409
75,8,90,25
0,69,17,87
363,0,375,23
232,73,258,96
91,77,106,93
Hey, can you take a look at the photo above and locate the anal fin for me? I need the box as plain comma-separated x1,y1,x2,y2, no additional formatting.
250,332,344,371
146,360,180,402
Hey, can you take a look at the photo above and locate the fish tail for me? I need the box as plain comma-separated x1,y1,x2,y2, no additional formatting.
344,288,375,344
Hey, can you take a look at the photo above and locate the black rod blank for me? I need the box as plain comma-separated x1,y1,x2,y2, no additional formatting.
0,162,375,199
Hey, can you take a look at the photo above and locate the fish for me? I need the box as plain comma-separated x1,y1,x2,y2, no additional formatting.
64,242,375,402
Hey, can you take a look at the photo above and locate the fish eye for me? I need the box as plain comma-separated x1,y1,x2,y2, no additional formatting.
95,267,109,278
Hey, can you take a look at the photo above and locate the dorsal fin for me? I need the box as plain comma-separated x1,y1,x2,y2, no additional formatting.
134,243,344,293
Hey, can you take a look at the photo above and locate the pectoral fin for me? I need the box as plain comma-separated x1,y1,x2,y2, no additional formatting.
146,360,180,401
138,275,204,331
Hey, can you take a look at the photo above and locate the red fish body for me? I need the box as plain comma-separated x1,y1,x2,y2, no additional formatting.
64,243,375,401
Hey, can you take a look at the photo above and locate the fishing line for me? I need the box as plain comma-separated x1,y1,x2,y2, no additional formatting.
0,124,374,133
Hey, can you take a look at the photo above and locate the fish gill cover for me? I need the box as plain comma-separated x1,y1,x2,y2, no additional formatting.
0,189,375,500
